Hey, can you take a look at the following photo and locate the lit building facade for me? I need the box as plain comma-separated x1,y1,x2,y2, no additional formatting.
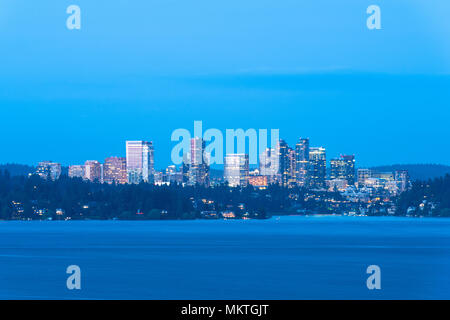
126,141,154,184
287,147,297,187
295,138,309,187
84,160,102,182
36,161,61,181
68,165,85,179
357,168,372,186
224,154,249,187
278,139,292,187
103,157,127,184
188,137,209,186
248,175,268,188
330,155,356,185
308,147,326,189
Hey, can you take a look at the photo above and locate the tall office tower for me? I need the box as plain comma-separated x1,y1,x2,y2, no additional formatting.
357,168,372,187
395,170,410,193
68,165,85,179
295,138,309,187
126,141,154,184
103,157,127,184
308,147,326,189
224,154,249,187
287,148,297,187
277,139,293,187
36,161,61,181
188,137,210,186
259,147,279,184
341,155,356,185
330,155,356,185
84,160,102,182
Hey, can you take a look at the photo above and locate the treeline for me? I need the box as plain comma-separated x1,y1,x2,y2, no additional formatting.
396,174,450,217
0,170,328,220
0,163,35,177
370,164,450,181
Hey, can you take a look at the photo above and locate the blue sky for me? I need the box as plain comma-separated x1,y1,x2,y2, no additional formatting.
0,1,449,168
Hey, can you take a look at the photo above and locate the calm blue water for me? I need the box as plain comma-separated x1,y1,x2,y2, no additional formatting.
0,216,449,300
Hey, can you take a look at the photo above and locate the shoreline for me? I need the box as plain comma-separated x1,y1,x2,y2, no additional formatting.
0,214,446,222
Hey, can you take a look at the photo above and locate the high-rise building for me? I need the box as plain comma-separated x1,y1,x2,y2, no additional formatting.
126,141,154,184
278,139,292,187
259,148,279,183
330,155,356,185
103,157,127,184
357,168,372,186
342,155,356,185
295,138,309,187
287,147,297,187
84,160,102,182
224,154,249,187
308,147,326,189
68,165,85,179
36,161,61,181
188,137,209,186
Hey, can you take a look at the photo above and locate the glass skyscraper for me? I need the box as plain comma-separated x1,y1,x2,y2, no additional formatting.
308,147,326,189
277,139,291,187
126,141,154,184
188,137,209,186
295,138,309,187
224,153,249,187
330,155,356,185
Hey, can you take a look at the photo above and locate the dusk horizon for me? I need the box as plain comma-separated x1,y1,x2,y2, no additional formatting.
2,71,450,168
1,0,449,306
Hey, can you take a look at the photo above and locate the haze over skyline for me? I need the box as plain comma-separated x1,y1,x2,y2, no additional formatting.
0,1,449,168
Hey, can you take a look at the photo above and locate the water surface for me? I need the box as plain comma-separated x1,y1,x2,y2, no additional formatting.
0,216,449,299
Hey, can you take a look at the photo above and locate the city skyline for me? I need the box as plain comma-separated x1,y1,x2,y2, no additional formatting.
28,137,410,196
29,135,413,220
1,1,450,303
41,136,349,171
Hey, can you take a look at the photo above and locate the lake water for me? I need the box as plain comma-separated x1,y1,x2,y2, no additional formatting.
0,216,449,299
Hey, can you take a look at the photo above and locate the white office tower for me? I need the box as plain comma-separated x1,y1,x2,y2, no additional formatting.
126,141,154,184
224,154,249,187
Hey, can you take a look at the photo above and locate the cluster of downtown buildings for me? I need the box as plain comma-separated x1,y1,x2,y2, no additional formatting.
35,137,411,200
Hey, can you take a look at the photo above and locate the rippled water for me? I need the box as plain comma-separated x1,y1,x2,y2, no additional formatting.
0,216,449,299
